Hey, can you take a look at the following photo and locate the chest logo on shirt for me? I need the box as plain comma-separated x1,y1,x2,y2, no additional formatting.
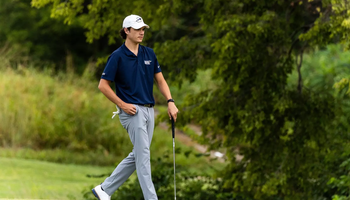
144,60,152,65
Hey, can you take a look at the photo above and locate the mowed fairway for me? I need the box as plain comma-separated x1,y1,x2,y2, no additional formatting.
0,157,115,200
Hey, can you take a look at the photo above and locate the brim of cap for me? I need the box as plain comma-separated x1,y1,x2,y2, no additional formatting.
129,23,150,29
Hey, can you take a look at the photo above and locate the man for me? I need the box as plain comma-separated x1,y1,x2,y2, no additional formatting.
92,14,178,200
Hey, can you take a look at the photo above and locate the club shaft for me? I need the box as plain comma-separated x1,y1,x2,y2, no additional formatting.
173,138,176,200
171,118,176,200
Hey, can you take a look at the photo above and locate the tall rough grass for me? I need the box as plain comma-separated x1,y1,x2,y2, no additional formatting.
0,57,130,156
0,47,222,169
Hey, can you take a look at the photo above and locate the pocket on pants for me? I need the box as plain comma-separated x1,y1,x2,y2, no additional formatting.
119,105,139,130
121,104,139,116
134,104,139,114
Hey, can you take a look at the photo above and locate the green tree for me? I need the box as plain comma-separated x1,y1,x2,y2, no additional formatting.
31,0,350,199
287,44,350,199
0,0,112,73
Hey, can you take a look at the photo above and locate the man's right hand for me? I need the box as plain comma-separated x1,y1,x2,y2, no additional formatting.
121,103,137,115
98,79,137,115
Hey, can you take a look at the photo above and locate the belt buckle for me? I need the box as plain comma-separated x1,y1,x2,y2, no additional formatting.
144,104,153,107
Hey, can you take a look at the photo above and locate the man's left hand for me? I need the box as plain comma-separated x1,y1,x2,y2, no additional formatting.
168,102,179,122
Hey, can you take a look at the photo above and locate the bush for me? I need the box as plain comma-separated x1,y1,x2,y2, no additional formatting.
0,66,130,157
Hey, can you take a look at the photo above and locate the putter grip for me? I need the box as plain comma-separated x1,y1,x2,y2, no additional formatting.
171,117,175,138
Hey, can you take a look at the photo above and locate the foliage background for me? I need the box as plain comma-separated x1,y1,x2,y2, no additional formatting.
0,0,350,199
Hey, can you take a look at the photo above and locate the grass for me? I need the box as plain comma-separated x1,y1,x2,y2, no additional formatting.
0,124,224,175
0,126,224,200
0,157,116,200
0,66,131,155
0,148,120,166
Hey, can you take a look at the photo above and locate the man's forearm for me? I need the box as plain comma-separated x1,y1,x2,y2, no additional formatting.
154,72,178,120
98,79,125,108
157,80,172,101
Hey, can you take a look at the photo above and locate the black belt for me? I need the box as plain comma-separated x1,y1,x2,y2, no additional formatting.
137,104,154,108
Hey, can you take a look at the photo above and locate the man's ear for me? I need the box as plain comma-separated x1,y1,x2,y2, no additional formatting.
124,28,129,34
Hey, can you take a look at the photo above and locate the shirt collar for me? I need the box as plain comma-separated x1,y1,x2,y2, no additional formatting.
122,43,143,57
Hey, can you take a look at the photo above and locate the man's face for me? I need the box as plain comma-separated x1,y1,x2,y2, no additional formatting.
126,27,146,43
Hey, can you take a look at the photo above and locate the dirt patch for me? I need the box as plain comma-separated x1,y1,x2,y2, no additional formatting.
155,109,242,162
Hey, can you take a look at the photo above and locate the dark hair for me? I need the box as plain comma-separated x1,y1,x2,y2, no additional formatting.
119,28,130,39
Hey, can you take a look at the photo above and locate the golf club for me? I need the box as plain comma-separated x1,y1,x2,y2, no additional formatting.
171,117,176,200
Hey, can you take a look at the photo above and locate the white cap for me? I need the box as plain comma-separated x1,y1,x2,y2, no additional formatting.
122,15,149,29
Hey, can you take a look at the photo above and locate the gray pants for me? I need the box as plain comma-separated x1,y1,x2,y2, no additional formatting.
101,105,158,200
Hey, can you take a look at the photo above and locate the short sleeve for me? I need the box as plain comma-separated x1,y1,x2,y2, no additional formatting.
154,52,161,74
101,53,119,81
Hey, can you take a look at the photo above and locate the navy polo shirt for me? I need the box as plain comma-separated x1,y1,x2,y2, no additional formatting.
101,43,162,105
